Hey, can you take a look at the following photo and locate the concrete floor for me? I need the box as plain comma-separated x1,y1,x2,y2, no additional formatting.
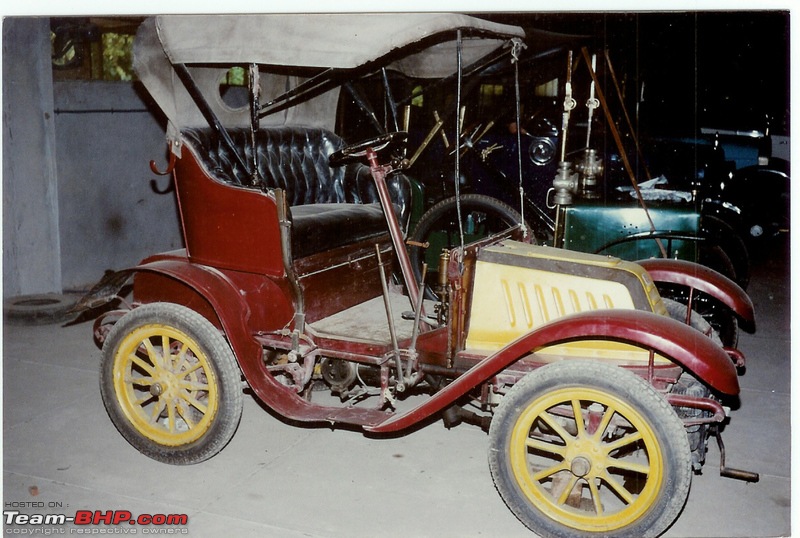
2,241,791,537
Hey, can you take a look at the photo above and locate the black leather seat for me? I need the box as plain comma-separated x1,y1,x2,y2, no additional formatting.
182,127,411,258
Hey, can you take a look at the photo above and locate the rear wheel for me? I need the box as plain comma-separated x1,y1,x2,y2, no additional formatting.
489,360,691,538
100,303,243,464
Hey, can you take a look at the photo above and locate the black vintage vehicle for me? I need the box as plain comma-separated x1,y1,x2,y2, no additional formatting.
653,129,791,259
78,14,760,538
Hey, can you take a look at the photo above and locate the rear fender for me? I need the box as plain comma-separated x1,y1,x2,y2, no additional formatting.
368,309,738,433
127,260,382,425
126,260,318,422
129,260,264,373
638,257,755,330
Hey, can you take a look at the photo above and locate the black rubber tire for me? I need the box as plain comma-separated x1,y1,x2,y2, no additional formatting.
4,293,78,325
662,297,724,347
659,286,739,348
100,303,243,465
409,194,527,294
488,360,692,538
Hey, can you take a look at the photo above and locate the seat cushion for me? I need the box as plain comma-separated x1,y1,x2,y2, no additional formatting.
290,203,389,258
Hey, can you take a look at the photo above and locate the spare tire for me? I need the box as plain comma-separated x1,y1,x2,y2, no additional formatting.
4,294,79,325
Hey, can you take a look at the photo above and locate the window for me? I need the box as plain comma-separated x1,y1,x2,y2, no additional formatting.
478,83,504,116
51,17,141,81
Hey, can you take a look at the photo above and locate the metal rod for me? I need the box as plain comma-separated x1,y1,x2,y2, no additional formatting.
511,38,527,238
605,50,653,182
248,63,262,186
173,63,250,184
260,67,336,111
714,426,760,482
585,53,598,149
344,82,385,134
381,67,400,132
375,244,405,392
453,30,466,255
579,47,667,258
560,50,575,162
275,189,305,334
366,149,422,314
408,263,428,356
408,119,444,168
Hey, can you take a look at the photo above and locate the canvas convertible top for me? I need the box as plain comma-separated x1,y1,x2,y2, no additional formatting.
134,14,525,137
145,13,524,73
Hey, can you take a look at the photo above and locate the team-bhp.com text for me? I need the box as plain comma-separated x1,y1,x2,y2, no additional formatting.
4,510,189,534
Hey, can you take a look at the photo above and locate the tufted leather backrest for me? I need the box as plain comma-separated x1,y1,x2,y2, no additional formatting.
181,127,411,226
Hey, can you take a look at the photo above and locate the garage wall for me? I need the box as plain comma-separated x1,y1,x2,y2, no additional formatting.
3,17,184,296
53,81,183,291
3,18,62,297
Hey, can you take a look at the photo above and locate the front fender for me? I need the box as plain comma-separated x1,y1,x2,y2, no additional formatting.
638,257,755,330
368,309,738,433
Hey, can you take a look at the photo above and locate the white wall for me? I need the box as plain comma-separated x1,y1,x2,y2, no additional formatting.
53,81,183,291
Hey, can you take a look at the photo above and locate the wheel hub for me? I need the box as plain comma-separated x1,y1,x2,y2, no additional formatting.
151,366,182,400
570,456,592,477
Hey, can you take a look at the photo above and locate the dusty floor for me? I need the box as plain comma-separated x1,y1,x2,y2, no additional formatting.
2,240,791,537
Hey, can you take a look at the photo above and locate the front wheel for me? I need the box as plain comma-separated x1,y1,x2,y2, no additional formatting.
489,360,691,538
100,302,243,464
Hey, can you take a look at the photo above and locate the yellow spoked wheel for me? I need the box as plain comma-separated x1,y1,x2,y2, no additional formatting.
489,360,691,538
113,323,218,446
100,303,242,464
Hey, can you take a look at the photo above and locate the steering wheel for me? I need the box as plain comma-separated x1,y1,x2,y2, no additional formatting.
329,131,408,167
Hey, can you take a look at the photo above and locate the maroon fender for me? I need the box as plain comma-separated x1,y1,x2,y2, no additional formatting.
130,259,302,411
638,258,755,328
126,259,385,426
132,259,264,365
367,309,739,433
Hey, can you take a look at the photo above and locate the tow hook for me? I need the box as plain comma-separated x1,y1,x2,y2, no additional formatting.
714,425,759,482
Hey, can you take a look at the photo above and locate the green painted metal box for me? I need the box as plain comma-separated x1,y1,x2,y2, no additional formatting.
563,203,700,261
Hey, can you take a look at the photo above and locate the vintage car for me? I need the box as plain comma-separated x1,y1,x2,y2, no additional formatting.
78,14,758,538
